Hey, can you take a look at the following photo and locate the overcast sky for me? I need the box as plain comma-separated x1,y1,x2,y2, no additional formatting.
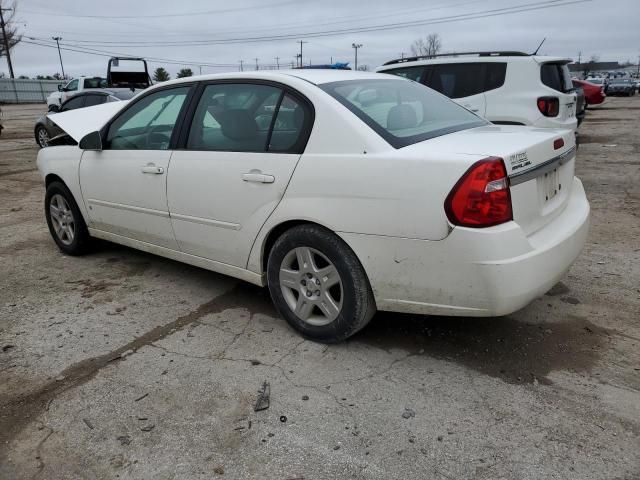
3,0,639,79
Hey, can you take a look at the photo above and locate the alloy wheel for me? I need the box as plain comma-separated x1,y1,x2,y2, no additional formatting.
49,194,75,245
279,247,343,326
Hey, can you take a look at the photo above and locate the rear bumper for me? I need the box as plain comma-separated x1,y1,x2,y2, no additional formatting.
339,177,590,317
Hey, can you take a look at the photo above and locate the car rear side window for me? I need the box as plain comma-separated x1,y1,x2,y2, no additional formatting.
83,94,106,107
541,63,573,93
382,66,425,82
485,63,507,91
321,79,487,149
425,63,486,99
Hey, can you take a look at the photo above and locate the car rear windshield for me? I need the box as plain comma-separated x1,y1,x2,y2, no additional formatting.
540,63,573,93
320,79,487,148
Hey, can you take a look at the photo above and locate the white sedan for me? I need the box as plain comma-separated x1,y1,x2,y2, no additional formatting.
37,70,590,342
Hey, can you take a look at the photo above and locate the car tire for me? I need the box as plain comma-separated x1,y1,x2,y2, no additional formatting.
44,181,91,255
267,224,376,343
35,126,51,148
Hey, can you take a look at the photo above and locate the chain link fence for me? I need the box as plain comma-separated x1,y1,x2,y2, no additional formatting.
0,78,62,104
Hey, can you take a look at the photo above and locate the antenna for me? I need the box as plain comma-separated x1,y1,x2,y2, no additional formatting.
532,38,546,56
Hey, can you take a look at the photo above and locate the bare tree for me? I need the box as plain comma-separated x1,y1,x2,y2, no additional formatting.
410,33,442,58
0,0,22,58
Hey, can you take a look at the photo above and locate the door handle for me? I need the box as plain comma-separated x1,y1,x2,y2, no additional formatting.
242,172,275,183
141,164,164,175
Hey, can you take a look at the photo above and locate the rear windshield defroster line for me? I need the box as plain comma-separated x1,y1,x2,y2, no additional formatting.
320,79,488,149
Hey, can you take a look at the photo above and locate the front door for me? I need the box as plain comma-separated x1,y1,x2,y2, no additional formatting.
79,85,192,249
167,82,313,267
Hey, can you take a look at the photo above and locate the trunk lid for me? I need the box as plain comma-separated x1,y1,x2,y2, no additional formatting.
417,124,576,235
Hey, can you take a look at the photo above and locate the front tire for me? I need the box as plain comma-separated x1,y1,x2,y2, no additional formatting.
267,224,376,343
44,181,91,255
35,126,51,148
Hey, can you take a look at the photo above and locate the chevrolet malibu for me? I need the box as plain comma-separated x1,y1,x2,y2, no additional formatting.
36,70,590,342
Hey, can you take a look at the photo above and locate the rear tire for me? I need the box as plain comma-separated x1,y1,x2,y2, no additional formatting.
44,181,91,255
267,224,376,343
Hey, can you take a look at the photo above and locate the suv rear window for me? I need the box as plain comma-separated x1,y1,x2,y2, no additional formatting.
541,63,573,93
321,79,487,148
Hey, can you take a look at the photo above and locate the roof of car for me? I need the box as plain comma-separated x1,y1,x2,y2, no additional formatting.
152,69,398,89
377,54,572,70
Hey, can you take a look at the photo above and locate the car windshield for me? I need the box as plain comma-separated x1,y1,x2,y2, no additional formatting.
611,79,631,85
320,79,487,148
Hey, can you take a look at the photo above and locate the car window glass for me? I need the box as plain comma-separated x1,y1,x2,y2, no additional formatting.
83,94,106,107
187,83,281,152
322,79,487,148
106,86,190,150
269,94,307,152
425,63,486,99
485,63,507,91
66,79,79,91
541,63,572,93
60,96,84,111
383,66,425,82
83,78,108,88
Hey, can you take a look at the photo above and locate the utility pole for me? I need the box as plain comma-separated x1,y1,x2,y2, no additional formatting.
274,56,279,69
577,51,582,64
0,5,15,79
254,58,259,70
352,43,363,71
52,37,65,78
400,52,405,59
198,65,202,75
295,53,301,68
239,60,244,72
297,40,307,68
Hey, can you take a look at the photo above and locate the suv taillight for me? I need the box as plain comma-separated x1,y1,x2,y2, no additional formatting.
537,96,560,117
444,157,512,228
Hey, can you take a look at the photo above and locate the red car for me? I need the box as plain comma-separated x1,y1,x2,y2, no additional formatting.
573,79,605,106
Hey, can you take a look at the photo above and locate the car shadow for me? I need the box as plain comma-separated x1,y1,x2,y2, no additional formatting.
355,309,610,385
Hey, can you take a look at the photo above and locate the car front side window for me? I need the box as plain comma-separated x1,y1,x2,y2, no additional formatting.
66,79,79,91
105,86,190,150
187,83,282,152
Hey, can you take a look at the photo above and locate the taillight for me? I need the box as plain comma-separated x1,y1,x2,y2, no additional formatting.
537,96,560,117
444,157,512,228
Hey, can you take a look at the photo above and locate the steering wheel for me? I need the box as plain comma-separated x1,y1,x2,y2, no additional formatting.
146,125,171,150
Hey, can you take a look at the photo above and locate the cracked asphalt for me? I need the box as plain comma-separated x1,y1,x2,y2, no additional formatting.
1,99,639,479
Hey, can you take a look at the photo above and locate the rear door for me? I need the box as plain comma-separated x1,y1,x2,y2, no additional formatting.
167,82,313,268
423,63,487,116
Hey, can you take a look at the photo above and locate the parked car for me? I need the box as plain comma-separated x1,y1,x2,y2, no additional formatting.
46,57,152,111
572,79,606,107
376,51,578,131
585,77,608,93
606,79,636,96
47,77,108,111
573,85,586,127
36,90,133,148
37,71,590,342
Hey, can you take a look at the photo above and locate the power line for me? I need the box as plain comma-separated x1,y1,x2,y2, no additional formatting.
20,0,301,19
28,0,590,48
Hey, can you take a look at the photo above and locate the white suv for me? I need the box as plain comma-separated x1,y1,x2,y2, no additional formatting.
377,51,577,131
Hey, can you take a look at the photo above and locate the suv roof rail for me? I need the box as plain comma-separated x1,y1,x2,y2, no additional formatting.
382,51,530,66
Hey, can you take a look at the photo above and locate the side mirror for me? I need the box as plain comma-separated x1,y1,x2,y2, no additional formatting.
48,104,60,113
57,84,62,92
79,131,103,151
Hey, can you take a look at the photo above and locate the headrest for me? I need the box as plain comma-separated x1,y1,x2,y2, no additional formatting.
217,109,258,141
387,104,417,131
